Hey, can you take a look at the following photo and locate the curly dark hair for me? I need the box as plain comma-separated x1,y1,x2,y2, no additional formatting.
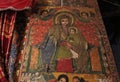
58,74,69,82
73,76,80,81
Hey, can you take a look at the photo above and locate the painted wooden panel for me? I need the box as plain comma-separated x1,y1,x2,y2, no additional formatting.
14,0,119,82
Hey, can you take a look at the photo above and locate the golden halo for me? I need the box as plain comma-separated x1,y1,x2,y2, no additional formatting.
54,11,75,25
69,26,78,33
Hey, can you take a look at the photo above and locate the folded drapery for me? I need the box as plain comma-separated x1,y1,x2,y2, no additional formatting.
0,67,7,82
0,0,37,11
56,58,73,72
0,1,37,82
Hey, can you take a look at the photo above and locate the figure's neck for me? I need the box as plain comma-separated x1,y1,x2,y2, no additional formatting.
62,26,68,34
63,25,67,29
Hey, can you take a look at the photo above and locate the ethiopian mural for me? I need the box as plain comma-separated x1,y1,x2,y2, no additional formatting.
12,0,119,82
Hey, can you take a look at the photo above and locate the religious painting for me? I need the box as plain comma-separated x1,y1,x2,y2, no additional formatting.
14,0,119,82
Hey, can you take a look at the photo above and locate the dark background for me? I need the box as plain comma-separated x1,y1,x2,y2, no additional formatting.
98,0,120,76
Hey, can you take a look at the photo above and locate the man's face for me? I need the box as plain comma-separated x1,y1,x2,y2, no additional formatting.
73,78,80,82
58,78,66,82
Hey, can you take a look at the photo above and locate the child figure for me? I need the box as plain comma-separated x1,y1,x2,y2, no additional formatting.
67,27,80,46
67,27,80,59
67,27,79,71
67,27,89,73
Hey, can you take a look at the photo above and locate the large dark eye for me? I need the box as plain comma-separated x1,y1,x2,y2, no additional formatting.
61,20,65,22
